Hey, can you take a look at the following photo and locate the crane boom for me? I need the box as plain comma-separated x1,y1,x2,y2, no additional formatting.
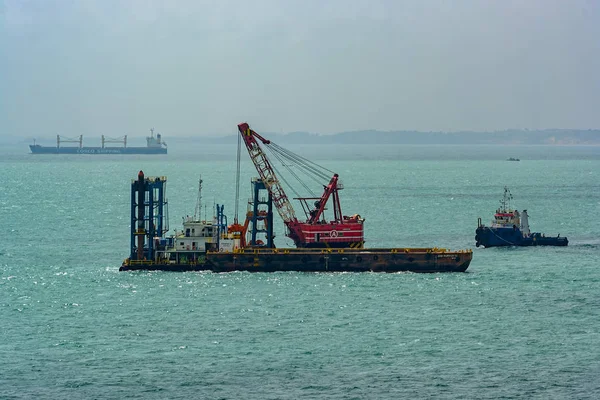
237,123,298,224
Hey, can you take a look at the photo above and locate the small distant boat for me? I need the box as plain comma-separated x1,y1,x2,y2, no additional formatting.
507,157,520,161
475,187,568,248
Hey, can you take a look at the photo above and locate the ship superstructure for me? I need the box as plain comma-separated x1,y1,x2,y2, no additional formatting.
126,172,241,269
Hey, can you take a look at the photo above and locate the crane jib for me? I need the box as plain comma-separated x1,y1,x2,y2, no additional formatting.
239,124,297,224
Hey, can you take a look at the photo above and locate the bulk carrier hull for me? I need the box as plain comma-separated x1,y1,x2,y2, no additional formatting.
120,248,473,273
29,145,167,155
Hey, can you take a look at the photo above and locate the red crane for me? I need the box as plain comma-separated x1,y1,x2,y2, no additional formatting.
237,123,365,248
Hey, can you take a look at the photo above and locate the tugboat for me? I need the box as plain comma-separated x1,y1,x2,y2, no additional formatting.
475,187,568,248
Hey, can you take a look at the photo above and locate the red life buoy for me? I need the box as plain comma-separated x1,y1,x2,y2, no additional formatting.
330,230,338,238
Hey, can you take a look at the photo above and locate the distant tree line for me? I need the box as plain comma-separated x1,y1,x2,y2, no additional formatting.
203,129,600,145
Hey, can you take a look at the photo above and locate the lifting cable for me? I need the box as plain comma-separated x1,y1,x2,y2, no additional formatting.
264,142,335,197
267,143,332,182
268,155,304,199
234,130,242,223
265,146,315,197
269,142,334,179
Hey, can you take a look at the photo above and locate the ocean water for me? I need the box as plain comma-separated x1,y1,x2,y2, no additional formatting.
1,144,599,399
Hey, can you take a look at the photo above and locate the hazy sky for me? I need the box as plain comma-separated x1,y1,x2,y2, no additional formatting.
1,0,599,137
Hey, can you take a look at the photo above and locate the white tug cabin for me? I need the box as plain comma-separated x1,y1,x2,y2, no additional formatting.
491,186,530,236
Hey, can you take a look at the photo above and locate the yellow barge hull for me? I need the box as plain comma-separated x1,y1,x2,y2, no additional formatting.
120,247,472,273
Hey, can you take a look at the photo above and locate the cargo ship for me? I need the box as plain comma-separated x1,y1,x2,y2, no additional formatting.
120,123,472,273
475,187,568,248
29,129,167,154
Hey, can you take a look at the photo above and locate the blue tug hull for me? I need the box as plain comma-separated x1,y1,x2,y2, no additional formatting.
475,226,568,248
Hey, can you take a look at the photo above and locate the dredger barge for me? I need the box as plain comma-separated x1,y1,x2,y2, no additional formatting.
120,123,472,273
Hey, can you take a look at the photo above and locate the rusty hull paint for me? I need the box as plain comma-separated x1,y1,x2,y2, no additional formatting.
120,248,472,273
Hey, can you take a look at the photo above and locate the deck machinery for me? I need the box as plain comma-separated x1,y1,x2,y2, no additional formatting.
246,178,275,248
124,172,238,270
236,122,364,248
129,171,169,264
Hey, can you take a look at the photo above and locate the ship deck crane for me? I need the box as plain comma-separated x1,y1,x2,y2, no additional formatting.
235,123,364,248
102,135,127,148
57,135,83,148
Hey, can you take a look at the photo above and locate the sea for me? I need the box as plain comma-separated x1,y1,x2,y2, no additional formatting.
1,143,599,399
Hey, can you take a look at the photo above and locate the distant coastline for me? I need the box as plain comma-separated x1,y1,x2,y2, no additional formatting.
203,129,600,146
7,129,600,147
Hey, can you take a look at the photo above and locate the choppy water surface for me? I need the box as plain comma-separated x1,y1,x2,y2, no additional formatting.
1,144,599,399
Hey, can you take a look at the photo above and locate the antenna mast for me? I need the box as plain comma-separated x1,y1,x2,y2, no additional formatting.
500,186,513,211
194,176,203,221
